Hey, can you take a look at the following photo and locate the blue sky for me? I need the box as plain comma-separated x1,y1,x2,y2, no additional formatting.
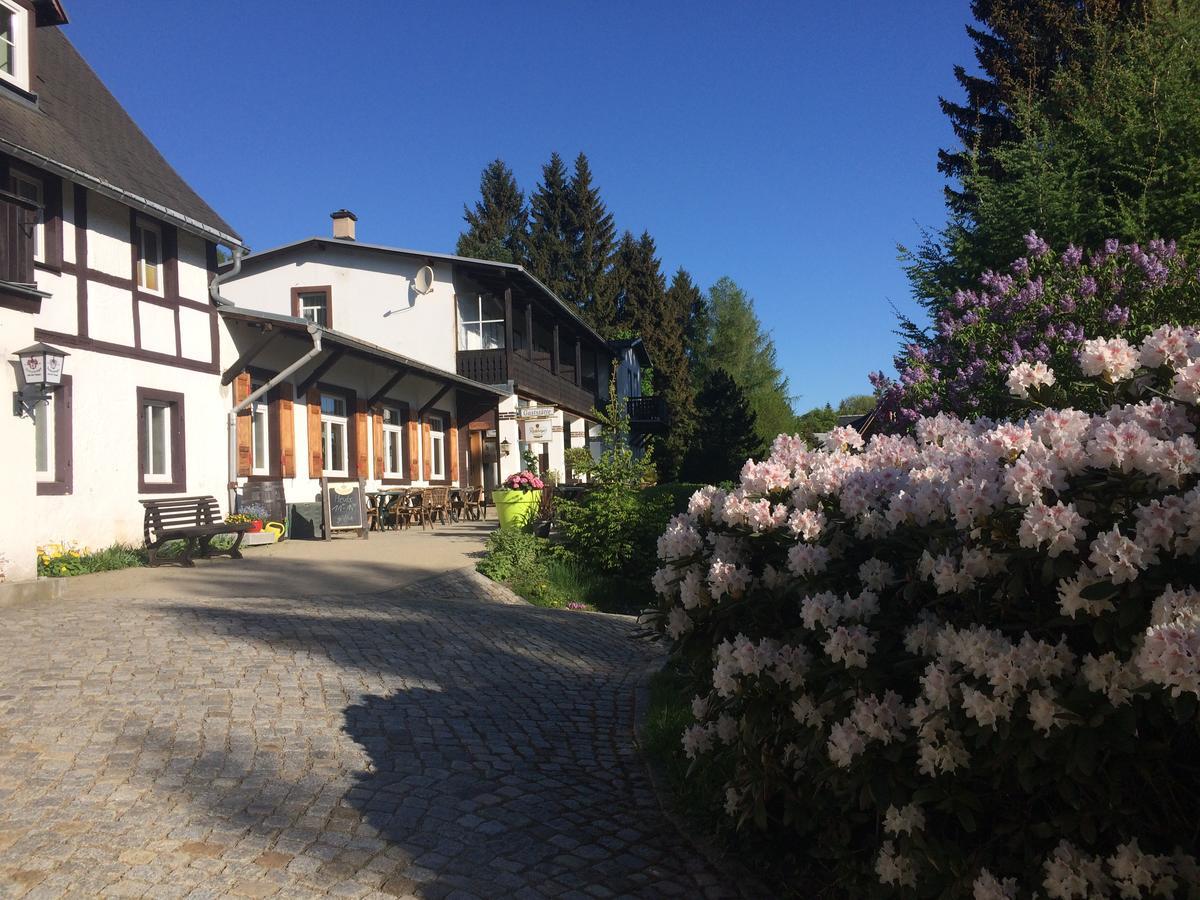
67,1,976,411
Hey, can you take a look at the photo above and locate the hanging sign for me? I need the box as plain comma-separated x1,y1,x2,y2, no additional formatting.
517,406,556,419
523,419,553,442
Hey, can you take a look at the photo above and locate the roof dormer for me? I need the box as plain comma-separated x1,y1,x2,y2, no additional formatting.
0,0,67,102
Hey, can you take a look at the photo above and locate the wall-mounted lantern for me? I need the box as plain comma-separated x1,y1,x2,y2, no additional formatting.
12,342,68,417
500,438,512,457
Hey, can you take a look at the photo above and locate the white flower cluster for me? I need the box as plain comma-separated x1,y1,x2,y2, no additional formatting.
657,324,1200,895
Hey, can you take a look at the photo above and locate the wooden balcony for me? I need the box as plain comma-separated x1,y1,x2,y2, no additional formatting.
457,348,601,415
628,395,668,431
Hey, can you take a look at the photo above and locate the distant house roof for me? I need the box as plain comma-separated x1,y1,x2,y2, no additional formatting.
222,237,612,352
0,26,241,246
608,337,653,368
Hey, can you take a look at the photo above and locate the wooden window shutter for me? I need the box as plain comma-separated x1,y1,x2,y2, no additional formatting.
234,372,252,477
407,413,419,481
371,404,384,479
422,418,432,481
306,387,323,477
354,399,369,478
448,416,459,484
273,386,295,478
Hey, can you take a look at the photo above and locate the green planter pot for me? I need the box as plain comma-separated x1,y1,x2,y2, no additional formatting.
493,488,540,530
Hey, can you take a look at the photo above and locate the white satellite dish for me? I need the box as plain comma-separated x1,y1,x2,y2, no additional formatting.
413,265,435,295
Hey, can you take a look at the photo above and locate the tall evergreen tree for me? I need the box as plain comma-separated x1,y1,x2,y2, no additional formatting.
699,277,796,446
456,159,528,264
612,231,667,342
653,269,702,481
936,0,1134,219
565,153,616,328
525,152,573,299
682,369,765,485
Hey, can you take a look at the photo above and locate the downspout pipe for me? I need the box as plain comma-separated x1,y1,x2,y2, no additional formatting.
224,326,323,514
210,245,325,513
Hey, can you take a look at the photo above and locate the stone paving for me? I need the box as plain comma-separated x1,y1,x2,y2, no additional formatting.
0,568,738,899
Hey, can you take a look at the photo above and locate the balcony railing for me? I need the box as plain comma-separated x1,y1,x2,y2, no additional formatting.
0,189,38,285
456,348,507,385
628,395,668,430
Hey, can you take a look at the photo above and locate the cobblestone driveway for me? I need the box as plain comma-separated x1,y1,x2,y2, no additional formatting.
0,571,737,899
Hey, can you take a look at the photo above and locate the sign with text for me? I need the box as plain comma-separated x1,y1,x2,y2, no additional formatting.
523,419,553,442
517,406,556,419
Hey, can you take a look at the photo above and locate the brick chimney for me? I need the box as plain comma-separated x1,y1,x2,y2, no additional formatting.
331,209,357,241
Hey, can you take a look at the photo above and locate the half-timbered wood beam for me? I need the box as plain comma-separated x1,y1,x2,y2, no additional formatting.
220,325,277,385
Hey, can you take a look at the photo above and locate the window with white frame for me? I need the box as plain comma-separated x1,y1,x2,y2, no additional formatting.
299,291,329,327
382,406,404,478
250,381,270,475
320,393,348,476
457,293,505,351
136,220,162,293
10,171,42,262
428,413,446,480
143,401,173,482
33,396,53,481
0,1,29,91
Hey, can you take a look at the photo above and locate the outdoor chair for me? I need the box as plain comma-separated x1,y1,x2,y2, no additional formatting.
462,486,484,521
378,491,407,531
401,490,428,530
425,487,449,526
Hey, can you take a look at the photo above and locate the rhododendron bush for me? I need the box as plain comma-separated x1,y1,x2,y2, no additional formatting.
646,327,1200,897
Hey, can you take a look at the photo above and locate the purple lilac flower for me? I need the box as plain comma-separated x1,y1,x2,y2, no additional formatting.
1024,231,1051,257
1105,238,1120,255
1079,276,1098,297
1105,305,1130,326
1011,257,1030,275
1060,323,1085,343
1062,245,1083,268
979,271,1013,294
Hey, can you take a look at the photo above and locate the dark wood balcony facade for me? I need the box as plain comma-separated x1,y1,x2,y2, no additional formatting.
628,395,668,431
0,188,46,312
454,280,612,417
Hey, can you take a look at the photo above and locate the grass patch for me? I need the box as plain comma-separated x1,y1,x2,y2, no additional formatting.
641,663,732,823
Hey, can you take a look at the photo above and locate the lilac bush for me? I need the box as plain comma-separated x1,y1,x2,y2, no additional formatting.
647,327,1200,897
874,235,1200,429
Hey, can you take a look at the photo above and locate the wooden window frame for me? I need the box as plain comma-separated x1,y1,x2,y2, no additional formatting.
249,377,271,477
134,218,164,296
315,383,358,481
291,285,333,329
425,408,452,486
6,161,62,271
35,374,72,496
0,0,31,94
137,386,186,493
380,401,411,485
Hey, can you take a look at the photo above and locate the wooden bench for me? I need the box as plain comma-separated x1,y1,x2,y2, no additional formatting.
140,495,251,567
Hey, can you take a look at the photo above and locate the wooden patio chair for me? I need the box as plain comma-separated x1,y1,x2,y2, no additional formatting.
402,489,428,530
425,487,449,526
462,486,484,521
378,491,407,531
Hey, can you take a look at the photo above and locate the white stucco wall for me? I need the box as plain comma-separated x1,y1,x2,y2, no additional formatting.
86,193,130,278
0,310,39,582
221,244,460,372
177,231,210,303
32,352,230,551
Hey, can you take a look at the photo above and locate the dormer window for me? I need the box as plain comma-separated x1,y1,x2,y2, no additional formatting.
0,0,30,92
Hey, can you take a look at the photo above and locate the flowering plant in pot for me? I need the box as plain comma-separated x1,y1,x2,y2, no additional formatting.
503,471,545,492
241,503,269,532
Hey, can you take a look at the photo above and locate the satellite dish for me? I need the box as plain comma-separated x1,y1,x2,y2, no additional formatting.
413,265,435,295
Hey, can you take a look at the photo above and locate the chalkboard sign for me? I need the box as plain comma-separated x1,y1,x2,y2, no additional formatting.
320,478,369,540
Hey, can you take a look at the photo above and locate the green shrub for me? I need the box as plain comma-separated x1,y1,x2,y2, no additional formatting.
476,527,546,582
37,541,144,577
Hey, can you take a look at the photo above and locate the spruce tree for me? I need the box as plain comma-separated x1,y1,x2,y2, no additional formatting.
456,159,528,264
565,153,616,327
525,152,573,299
657,269,703,481
682,369,765,485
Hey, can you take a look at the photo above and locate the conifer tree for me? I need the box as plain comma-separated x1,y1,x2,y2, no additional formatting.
525,152,573,299
456,159,528,264
682,369,765,485
656,269,703,480
698,277,796,446
565,153,616,327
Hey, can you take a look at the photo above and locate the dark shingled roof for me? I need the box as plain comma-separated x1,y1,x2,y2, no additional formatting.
0,26,240,242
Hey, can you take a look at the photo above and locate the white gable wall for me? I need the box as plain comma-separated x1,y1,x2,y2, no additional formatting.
221,244,459,372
